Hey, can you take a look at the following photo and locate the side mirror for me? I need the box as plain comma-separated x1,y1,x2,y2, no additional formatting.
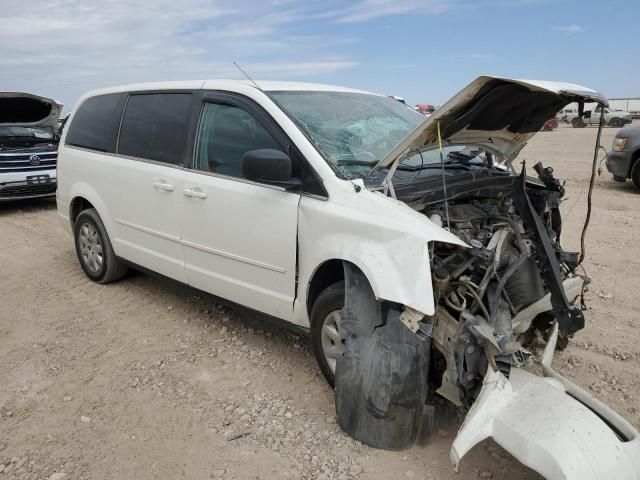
583,111,592,119
241,149,297,187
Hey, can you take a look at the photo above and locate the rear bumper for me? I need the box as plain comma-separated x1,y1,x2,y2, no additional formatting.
0,169,57,201
606,151,632,179
451,322,640,479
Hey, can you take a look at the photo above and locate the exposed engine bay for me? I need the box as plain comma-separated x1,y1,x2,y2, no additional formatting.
333,77,640,480
422,162,587,407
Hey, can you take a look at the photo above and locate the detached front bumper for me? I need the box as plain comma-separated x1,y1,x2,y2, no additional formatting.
0,169,57,201
451,322,640,479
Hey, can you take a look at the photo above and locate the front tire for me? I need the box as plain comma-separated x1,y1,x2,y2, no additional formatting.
310,281,346,387
571,117,585,128
74,208,128,283
631,160,640,191
609,117,623,128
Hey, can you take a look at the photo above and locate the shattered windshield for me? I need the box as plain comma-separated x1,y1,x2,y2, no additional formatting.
268,91,424,178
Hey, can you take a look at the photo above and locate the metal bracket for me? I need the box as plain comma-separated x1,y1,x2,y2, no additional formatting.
399,307,432,340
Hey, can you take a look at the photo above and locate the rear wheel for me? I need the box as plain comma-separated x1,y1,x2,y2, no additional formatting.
571,117,585,128
609,117,623,128
310,281,346,387
74,208,128,283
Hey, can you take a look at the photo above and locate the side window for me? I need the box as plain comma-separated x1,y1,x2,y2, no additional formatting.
194,102,283,178
118,93,193,165
65,93,125,152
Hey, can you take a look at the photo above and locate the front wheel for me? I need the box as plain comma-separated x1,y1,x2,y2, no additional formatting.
74,208,128,283
631,160,640,191
571,117,585,128
310,282,346,387
609,117,623,128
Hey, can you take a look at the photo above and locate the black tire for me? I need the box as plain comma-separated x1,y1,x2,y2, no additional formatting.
74,208,128,283
310,281,344,387
571,117,585,128
609,117,623,128
631,160,640,191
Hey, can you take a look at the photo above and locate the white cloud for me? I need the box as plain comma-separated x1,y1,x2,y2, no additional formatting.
0,0,359,109
326,0,454,23
552,24,585,34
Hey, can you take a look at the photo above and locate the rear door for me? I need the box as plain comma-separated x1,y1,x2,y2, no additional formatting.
180,92,300,320
106,92,197,281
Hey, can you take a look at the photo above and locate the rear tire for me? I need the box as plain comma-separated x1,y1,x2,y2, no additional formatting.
310,281,345,387
74,208,128,283
571,117,585,128
609,118,623,128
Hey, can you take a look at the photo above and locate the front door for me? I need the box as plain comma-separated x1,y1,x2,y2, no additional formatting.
180,94,300,320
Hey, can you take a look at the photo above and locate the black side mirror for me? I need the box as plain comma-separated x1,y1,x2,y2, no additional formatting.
241,149,298,187
583,111,592,119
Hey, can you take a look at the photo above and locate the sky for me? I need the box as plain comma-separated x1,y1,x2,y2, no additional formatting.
1,0,638,111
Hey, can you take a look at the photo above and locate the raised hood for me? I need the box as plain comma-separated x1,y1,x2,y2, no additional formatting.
375,76,607,170
0,92,63,128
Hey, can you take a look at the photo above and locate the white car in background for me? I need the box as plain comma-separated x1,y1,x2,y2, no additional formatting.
560,103,633,128
56,77,640,479
0,92,62,200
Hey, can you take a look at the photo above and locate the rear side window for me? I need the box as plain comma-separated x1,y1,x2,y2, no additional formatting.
65,93,125,152
118,93,193,165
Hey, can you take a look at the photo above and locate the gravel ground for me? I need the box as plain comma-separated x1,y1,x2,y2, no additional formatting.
1,122,638,480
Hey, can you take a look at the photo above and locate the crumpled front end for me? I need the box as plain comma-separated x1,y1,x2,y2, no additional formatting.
452,323,640,480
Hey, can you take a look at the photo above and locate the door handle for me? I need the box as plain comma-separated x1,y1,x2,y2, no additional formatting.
153,180,175,192
183,187,207,199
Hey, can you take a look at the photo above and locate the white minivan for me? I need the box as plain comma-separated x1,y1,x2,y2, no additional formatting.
57,77,640,478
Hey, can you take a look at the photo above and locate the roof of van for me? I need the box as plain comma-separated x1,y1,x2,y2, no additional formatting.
81,80,378,97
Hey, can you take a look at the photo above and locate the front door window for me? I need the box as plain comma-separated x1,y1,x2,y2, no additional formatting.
194,103,283,178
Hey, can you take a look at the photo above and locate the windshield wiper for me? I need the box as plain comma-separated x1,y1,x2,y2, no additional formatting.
336,159,380,167
398,163,475,172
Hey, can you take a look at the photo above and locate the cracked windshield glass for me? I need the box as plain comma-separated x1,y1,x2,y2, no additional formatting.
269,91,424,178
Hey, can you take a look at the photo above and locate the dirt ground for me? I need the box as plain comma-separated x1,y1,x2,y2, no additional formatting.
1,122,639,480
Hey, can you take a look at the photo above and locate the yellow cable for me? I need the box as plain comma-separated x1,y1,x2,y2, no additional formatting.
436,120,451,229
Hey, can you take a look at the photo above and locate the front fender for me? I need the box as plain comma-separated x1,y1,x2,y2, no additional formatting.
297,189,465,321
451,324,640,479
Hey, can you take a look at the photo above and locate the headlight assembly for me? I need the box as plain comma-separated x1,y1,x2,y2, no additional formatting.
612,137,628,151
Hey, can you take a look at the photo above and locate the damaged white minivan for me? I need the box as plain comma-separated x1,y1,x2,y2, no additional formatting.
57,77,640,479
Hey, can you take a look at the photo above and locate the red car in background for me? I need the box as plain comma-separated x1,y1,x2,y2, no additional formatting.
542,118,559,131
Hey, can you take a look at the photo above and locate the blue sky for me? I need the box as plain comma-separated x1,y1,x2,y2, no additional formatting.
1,0,638,110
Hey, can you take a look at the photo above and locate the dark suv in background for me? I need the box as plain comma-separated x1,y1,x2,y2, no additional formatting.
0,92,63,201
606,124,640,190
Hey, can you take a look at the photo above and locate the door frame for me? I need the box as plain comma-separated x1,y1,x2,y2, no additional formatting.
184,90,328,199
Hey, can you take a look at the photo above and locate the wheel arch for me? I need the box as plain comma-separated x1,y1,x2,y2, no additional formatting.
69,196,95,227
67,183,115,243
305,255,414,319
627,148,640,178
307,259,346,317
307,259,380,318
